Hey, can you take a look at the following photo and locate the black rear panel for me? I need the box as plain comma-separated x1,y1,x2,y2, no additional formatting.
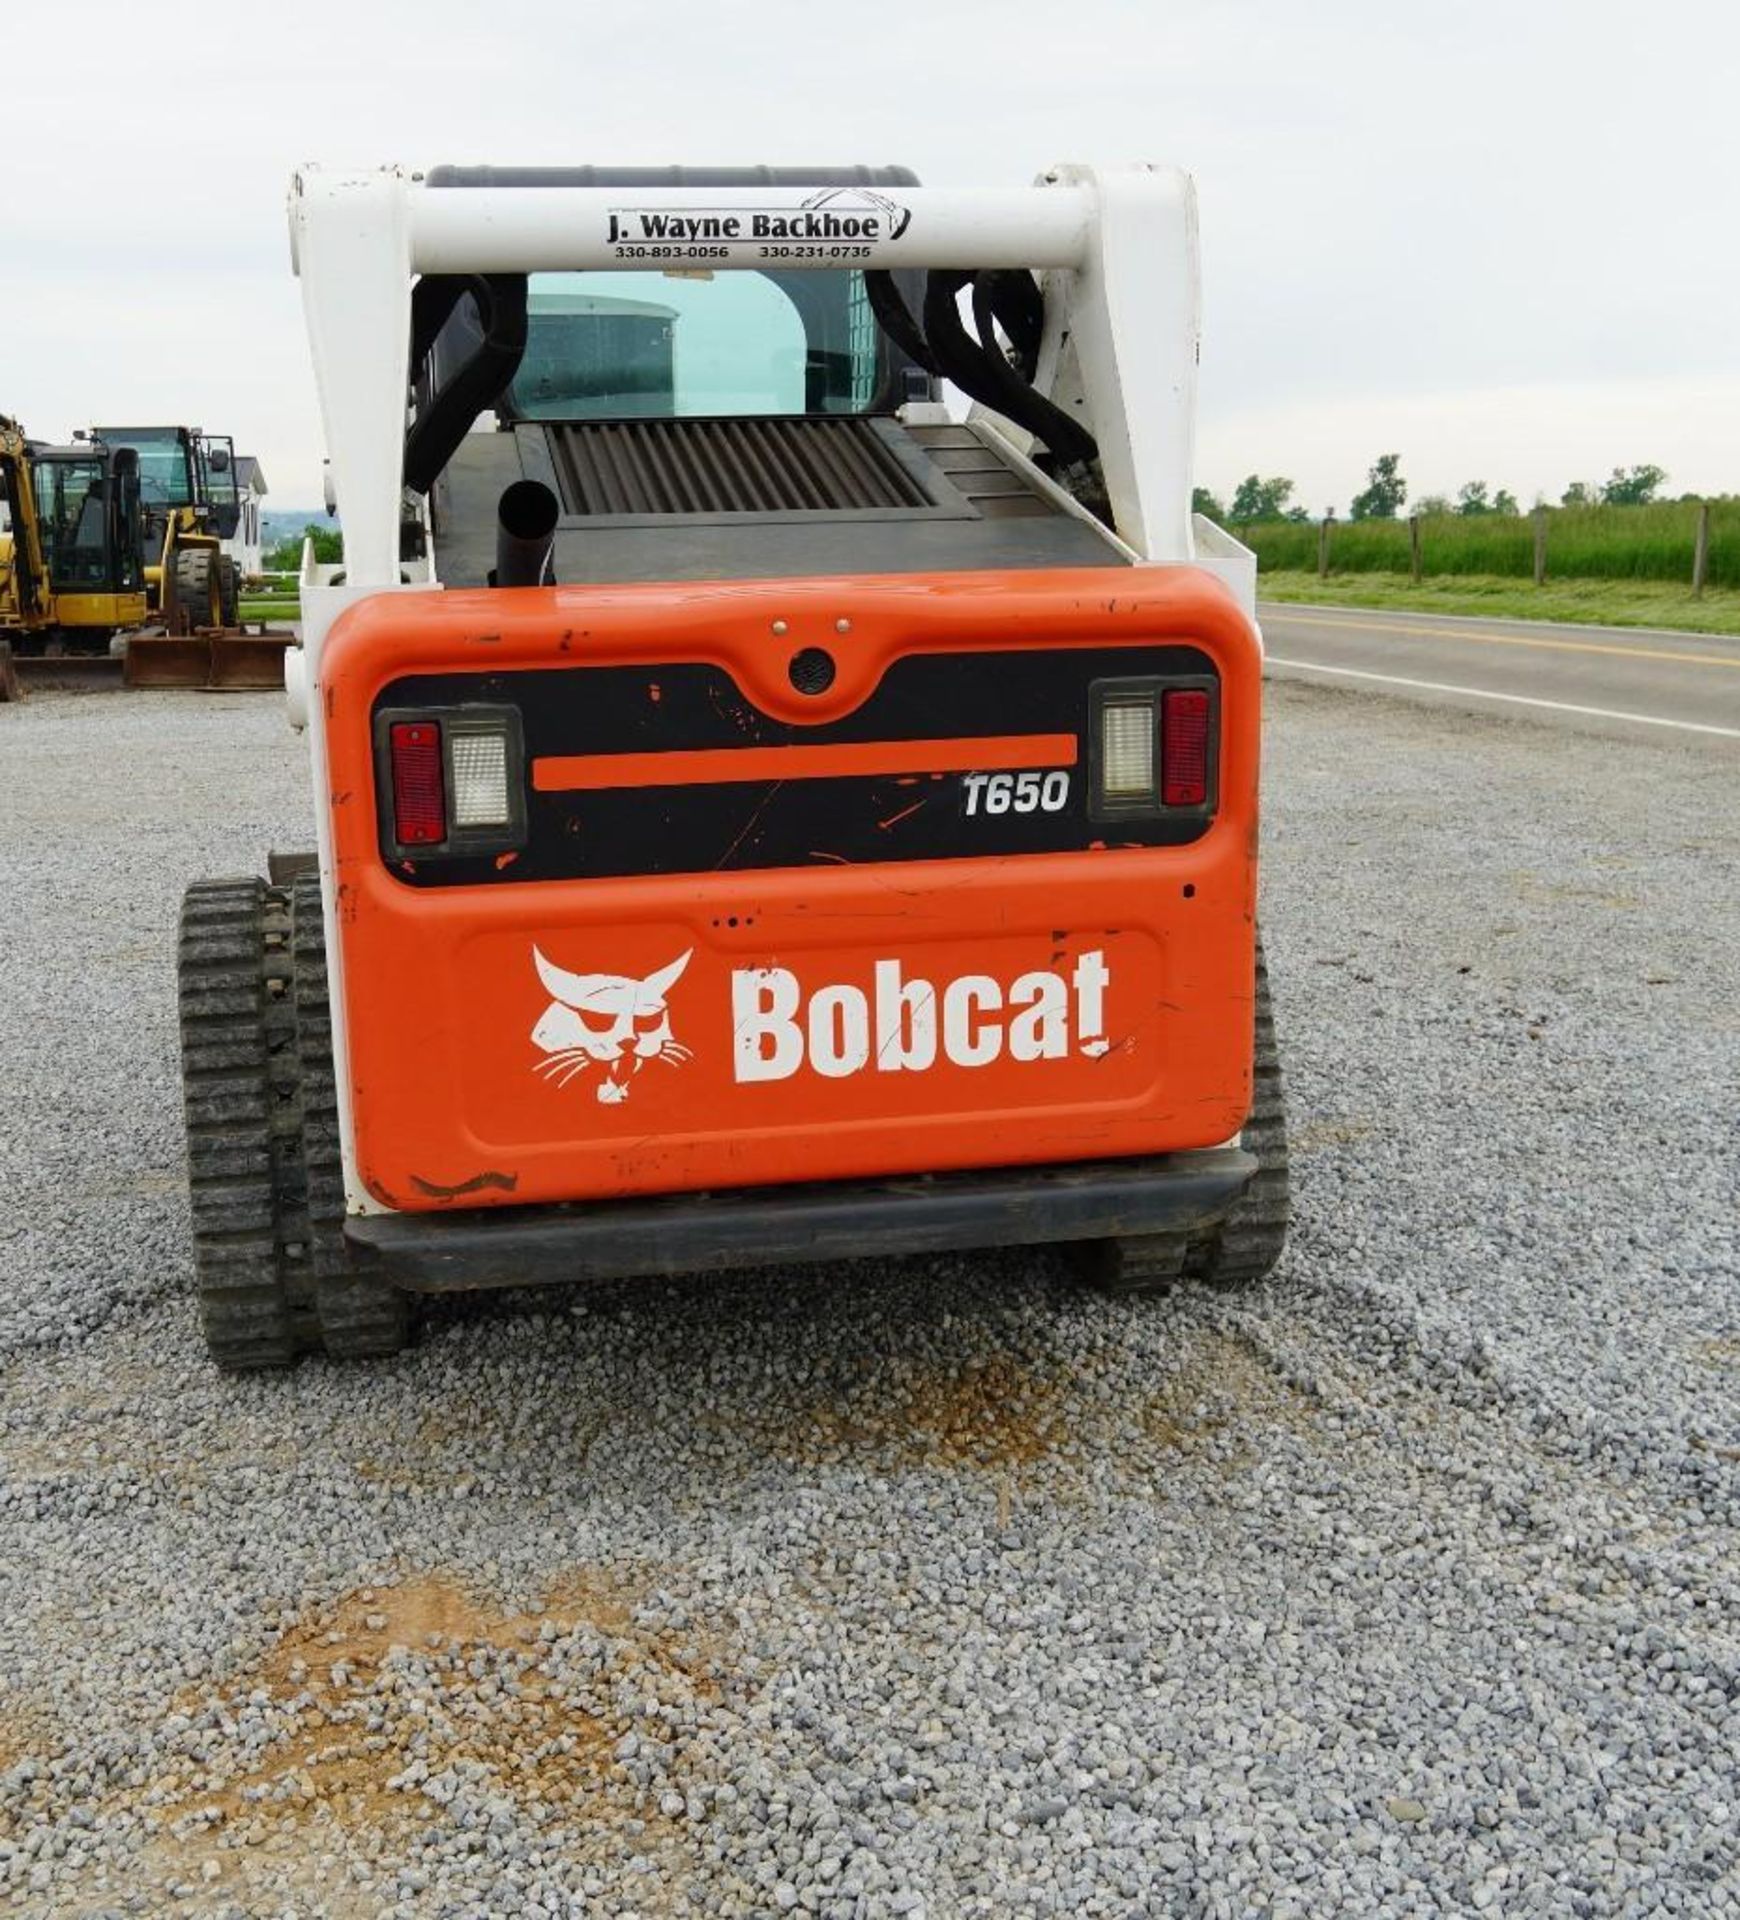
375,646,1217,886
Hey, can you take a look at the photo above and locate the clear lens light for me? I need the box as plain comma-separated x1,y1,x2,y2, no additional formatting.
1101,700,1156,797
450,729,512,828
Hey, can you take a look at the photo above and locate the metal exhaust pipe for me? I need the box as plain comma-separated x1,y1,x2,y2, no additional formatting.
492,479,559,588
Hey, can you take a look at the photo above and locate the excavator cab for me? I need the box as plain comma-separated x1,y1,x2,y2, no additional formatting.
29,442,145,599
173,162,1288,1368
0,421,147,687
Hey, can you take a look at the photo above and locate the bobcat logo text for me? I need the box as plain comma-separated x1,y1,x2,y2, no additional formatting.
529,946,1115,1101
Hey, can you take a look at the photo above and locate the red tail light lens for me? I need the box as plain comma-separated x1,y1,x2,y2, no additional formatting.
1162,689,1210,807
389,721,446,845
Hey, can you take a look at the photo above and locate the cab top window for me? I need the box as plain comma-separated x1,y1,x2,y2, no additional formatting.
502,269,881,422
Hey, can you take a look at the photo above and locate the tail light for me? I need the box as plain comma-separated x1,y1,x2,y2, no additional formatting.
1090,678,1218,818
377,706,527,859
389,722,446,845
1161,689,1210,807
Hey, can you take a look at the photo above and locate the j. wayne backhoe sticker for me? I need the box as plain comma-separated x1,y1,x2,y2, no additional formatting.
605,186,913,262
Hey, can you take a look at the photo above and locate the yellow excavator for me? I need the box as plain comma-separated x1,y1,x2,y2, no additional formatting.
91,424,290,688
0,417,148,695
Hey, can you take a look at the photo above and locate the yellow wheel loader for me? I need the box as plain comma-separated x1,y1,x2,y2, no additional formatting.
0,418,147,695
92,425,289,689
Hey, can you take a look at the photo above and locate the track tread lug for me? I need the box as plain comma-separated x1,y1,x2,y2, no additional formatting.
1094,937,1292,1297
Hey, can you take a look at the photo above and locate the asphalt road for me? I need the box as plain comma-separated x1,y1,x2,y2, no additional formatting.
1260,601,1740,748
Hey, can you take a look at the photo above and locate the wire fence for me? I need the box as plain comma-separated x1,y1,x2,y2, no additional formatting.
1239,499,1733,592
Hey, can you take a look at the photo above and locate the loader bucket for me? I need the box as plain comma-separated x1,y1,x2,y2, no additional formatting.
122,630,293,691
11,650,124,693
207,631,295,691
123,634,217,688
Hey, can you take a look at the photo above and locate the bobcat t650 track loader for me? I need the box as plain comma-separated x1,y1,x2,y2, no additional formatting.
175,162,1288,1368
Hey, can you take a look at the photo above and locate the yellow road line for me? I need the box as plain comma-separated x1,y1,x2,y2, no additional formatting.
1263,609,1740,671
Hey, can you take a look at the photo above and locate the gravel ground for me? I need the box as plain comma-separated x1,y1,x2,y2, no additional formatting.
0,681,1736,1919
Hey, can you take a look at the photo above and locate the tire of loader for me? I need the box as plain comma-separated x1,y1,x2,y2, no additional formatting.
217,555,240,629
173,547,221,635
1093,939,1291,1296
177,875,412,1368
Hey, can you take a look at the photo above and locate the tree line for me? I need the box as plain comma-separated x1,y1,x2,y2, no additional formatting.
263,524,343,571
1196,460,1680,527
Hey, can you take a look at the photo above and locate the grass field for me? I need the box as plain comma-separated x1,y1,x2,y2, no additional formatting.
1242,499,1737,589
1256,572,1740,637
238,597,299,624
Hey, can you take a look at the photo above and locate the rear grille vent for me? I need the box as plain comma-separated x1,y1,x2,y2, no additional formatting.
541,417,934,517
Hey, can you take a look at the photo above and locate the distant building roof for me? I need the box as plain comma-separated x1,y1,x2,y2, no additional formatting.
235,455,268,495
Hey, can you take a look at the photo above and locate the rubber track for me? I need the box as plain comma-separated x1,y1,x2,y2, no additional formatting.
291,876,411,1358
1098,940,1292,1295
178,878,299,1368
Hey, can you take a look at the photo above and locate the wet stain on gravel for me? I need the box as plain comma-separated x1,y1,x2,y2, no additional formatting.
1510,871,1645,910
1291,1117,1378,1153
7,1567,747,1913
1140,1327,1317,1461
764,1352,1069,1470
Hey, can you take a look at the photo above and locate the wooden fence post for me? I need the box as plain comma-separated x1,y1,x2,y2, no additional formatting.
1693,501,1711,597
1318,516,1332,580
1532,507,1548,586
1409,515,1422,584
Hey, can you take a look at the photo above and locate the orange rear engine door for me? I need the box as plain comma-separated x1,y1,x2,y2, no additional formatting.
319,566,1262,1212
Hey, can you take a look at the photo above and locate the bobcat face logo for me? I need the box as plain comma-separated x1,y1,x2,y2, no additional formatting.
530,947,692,1105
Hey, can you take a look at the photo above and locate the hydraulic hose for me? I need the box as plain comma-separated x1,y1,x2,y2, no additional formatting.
920,269,1099,470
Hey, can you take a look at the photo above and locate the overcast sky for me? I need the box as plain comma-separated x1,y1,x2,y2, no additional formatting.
5,0,1734,517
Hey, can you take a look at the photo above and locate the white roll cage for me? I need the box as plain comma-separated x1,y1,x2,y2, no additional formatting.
287,162,1252,631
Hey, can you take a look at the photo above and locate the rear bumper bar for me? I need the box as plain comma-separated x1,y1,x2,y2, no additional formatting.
344,1147,1256,1293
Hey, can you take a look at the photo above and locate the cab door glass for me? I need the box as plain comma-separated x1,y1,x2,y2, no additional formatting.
201,436,242,538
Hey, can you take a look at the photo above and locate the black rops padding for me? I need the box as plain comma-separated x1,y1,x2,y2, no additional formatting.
789,648,836,695
493,479,560,587
406,274,529,496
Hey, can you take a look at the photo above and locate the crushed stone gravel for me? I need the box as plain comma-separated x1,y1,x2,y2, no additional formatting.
0,680,1735,1917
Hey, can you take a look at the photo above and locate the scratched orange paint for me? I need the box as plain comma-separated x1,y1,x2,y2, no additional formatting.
318,567,1263,1211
